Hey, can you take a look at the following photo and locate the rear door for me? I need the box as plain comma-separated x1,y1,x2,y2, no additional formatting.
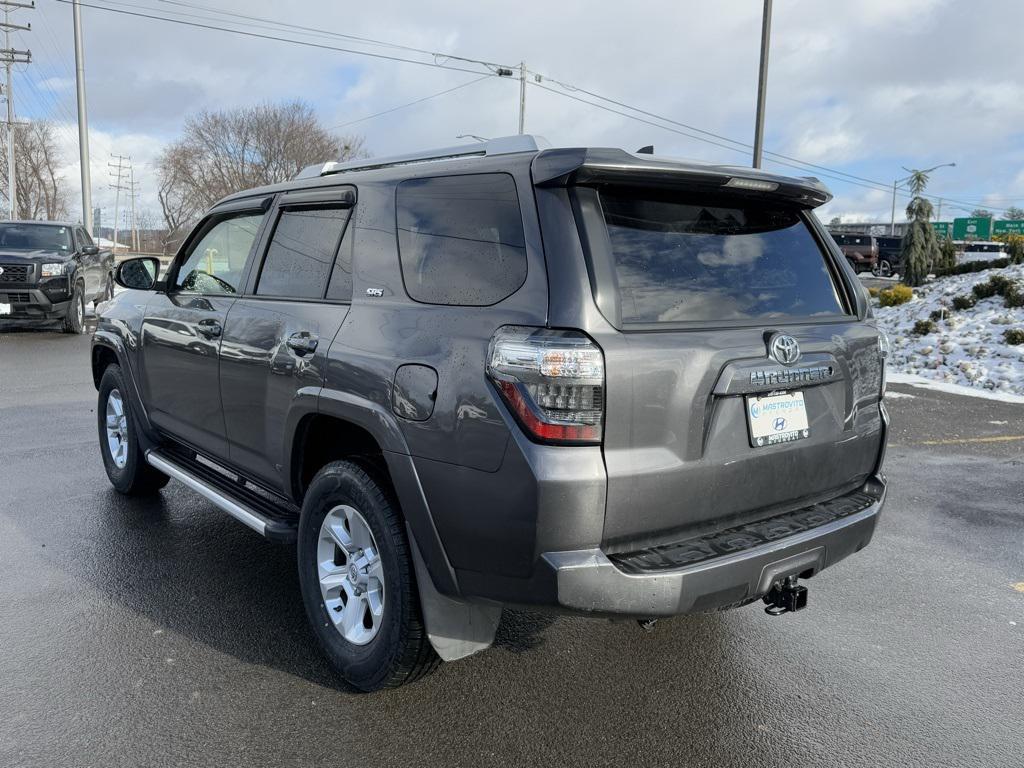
218,188,354,491
74,227,99,298
139,206,268,458
569,186,885,549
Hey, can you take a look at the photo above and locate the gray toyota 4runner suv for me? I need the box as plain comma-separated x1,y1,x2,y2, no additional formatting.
92,136,890,691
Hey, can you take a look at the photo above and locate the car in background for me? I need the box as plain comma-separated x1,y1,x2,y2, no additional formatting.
874,236,902,277
831,233,879,274
956,241,1008,263
0,221,114,333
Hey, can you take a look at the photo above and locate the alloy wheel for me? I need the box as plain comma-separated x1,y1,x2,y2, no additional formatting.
105,388,129,468
317,504,385,645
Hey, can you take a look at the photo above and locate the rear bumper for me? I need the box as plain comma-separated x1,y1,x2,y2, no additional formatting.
0,287,70,320
538,479,884,617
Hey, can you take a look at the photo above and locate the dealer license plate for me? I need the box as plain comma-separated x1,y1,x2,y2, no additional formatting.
0,302,10,316
746,391,810,447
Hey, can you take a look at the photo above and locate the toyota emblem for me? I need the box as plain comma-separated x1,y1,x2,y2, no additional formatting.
769,334,801,365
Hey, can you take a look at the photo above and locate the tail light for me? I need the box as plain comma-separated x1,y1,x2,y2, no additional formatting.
487,326,604,444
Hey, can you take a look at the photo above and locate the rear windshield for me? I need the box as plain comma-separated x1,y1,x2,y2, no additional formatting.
598,190,846,324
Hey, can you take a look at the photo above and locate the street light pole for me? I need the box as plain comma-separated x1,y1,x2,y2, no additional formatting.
751,0,772,168
889,162,956,236
73,0,92,234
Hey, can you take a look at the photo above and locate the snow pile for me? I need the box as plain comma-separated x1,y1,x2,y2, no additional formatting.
873,264,1024,395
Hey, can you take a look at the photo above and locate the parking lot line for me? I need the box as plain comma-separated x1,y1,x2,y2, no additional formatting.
917,435,1024,446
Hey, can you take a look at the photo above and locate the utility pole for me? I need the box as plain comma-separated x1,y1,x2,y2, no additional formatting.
73,0,92,233
751,0,772,168
108,153,129,254
0,1,32,220
128,162,138,251
518,61,526,135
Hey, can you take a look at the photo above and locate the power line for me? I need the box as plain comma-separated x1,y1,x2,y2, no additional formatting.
54,0,513,77
329,75,492,130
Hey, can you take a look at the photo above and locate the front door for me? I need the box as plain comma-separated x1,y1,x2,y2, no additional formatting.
139,209,267,458
219,190,354,490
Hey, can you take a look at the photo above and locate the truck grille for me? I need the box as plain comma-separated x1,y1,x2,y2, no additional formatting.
609,489,879,573
0,264,31,283
1,291,30,303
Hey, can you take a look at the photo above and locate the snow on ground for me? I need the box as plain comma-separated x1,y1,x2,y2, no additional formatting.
873,264,1024,397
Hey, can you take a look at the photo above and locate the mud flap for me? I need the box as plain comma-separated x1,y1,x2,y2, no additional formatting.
407,526,501,662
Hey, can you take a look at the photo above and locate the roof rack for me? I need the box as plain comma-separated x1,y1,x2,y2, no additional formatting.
294,134,550,180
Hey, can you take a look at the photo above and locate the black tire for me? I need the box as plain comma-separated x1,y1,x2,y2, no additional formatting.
297,460,439,691
95,274,114,307
62,281,85,334
97,364,169,495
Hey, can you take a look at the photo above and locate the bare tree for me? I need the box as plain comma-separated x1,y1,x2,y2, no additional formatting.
156,101,365,250
0,121,71,220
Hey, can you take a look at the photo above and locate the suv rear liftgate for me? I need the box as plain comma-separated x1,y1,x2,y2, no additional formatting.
532,148,887,614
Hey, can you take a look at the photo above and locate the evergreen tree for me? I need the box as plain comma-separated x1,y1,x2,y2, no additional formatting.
899,170,941,286
937,236,957,272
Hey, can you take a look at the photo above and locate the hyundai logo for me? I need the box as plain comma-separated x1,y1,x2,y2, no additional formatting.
769,333,801,366
773,417,787,431
0,267,4,276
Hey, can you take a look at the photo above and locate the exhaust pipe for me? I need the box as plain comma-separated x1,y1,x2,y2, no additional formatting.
763,575,808,616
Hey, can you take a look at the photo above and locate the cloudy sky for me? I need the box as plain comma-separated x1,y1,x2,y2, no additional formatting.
16,0,1024,230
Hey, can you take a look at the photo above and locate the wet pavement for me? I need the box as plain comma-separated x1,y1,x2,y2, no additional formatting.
1,323,1022,767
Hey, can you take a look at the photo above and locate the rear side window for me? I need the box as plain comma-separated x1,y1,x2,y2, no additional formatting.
256,207,350,299
599,190,846,324
396,173,527,305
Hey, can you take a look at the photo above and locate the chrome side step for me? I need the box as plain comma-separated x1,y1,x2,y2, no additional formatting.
146,449,298,541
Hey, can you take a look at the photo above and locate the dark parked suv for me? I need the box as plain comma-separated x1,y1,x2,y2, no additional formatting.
831,232,879,274
92,136,890,690
0,220,114,332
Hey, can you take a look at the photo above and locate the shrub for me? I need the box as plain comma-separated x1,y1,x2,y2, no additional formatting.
878,284,913,307
929,309,946,322
1004,284,1024,309
867,286,881,298
1004,329,1024,345
989,274,1013,295
972,281,998,299
912,319,936,335
934,257,1011,276
952,294,977,311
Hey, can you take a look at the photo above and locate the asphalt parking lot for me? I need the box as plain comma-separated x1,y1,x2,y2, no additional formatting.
1,319,1022,768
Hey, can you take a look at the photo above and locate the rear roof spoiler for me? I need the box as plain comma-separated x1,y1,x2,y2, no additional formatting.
531,147,832,208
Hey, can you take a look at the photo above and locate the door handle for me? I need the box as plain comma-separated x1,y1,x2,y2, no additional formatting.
286,332,319,356
196,319,222,339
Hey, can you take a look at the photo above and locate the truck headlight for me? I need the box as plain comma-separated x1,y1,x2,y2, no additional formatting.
41,262,67,277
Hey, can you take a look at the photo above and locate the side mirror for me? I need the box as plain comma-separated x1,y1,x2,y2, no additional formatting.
81,245,99,255
114,256,160,291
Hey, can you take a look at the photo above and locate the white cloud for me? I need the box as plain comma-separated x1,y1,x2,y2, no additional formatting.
21,0,1024,227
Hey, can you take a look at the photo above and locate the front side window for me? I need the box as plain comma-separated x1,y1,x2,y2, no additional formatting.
77,228,95,249
0,223,72,252
175,213,264,295
599,190,846,324
256,207,350,299
397,173,527,306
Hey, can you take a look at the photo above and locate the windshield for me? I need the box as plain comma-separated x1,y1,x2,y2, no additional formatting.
0,223,73,252
598,189,846,324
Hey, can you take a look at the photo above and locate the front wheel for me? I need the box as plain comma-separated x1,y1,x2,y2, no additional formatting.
97,364,169,495
62,282,85,334
297,460,439,691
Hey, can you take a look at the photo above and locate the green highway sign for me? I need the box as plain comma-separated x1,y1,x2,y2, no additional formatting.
931,221,953,238
993,220,1024,236
952,217,992,240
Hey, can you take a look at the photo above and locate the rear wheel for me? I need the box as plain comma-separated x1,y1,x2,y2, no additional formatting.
62,282,85,334
97,364,169,495
297,460,439,691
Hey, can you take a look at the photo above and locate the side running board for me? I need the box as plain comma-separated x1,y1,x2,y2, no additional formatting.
146,449,299,541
